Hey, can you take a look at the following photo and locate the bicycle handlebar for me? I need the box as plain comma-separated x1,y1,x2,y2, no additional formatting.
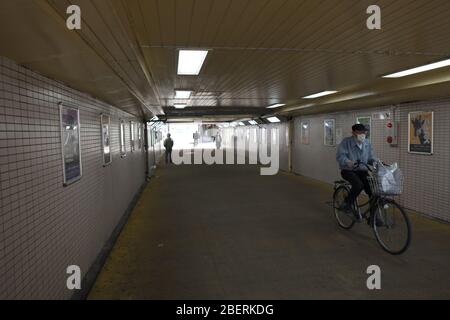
352,159,388,172
353,160,371,171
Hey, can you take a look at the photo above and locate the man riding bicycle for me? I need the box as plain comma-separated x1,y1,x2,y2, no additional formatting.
336,124,378,216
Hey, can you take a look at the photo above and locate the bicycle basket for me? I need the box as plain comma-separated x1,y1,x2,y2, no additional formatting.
368,164,404,196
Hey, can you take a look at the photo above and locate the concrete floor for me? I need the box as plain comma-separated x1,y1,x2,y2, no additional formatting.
88,163,450,299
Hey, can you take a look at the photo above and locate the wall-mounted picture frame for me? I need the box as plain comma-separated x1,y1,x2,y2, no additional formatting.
300,121,310,145
59,102,82,186
149,127,154,147
357,116,372,142
408,111,434,155
130,121,136,152
285,126,289,147
372,111,391,120
101,114,112,166
137,123,142,149
336,128,343,145
120,120,127,158
324,119,336,146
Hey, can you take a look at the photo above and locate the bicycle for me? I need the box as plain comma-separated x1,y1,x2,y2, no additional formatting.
333,160,411,255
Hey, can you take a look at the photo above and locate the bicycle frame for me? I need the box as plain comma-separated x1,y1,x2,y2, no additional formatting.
355,192,383,222
334,178,383,223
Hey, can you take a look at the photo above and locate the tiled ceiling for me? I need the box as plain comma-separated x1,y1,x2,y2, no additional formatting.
1,0,450,120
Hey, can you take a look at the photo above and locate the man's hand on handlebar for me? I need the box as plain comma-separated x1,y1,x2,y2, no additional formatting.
346,160,355,169
346,159,390,171
352,160,370,171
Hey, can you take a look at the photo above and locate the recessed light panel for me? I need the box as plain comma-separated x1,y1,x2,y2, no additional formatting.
383,58,450,78
267,117,281,123
303,91,338,99
175,90,192,99
177,50,209,75
267,103,286,109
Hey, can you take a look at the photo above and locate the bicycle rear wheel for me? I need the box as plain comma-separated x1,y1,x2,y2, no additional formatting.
333,186,355,229
372,198,411,255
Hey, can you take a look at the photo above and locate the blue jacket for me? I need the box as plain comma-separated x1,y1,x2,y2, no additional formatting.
336,137,378,171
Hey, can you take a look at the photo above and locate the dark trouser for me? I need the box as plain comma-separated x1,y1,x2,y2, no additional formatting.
341,170,372,205
165,149,172,164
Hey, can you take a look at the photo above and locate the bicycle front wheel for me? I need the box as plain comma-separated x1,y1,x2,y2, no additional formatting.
372,198,411,255
333,186,355,229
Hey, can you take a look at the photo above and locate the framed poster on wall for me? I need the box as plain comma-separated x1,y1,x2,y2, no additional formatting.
120,120,127,157
336,128,343,145
59,103,82,186
130,121,136,152
101,114,112,166
324,119,336,146
300,121,310,145
137,123,142,149
285,126,289,147
408,111,434,155
357,116,371,141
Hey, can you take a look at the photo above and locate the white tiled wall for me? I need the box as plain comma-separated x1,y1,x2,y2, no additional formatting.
0,57,147,299
220,102,450,222
292,101,450,222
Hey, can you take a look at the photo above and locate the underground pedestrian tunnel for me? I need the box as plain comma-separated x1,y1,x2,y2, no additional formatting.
1,0,450,300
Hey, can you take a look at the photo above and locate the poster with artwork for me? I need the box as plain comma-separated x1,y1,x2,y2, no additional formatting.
301,121,310,145
409,111,434,155
285,126,289,147
357,116,371,141
130,121,136,152
101,114,112,166
138,123,142,149
120,120,126,157
324,119,336,146
336,128,343,145
59,103,82,186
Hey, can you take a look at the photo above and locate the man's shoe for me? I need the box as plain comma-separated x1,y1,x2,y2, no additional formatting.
369,216,385,227
341,202,361,220
375,217,385,227
339,202,352,214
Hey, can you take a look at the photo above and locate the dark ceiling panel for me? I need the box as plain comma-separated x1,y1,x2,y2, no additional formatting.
1,0,450,120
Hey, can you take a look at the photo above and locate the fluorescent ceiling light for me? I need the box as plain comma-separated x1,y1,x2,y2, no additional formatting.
267,117,281,123
175,90,192,99
303,91,338,99
174,104,187,109
383,58,450,78
249,120,258,125
177,50,209,75
238,122,245,126
267,103,286,109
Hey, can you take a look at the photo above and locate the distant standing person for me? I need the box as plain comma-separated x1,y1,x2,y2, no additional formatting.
193,131,199,146
215,132,222,149
164,133,174,164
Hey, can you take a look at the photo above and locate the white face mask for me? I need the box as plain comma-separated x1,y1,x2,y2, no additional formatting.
356,134,366,142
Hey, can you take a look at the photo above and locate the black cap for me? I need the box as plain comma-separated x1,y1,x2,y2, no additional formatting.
352,124,367,132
